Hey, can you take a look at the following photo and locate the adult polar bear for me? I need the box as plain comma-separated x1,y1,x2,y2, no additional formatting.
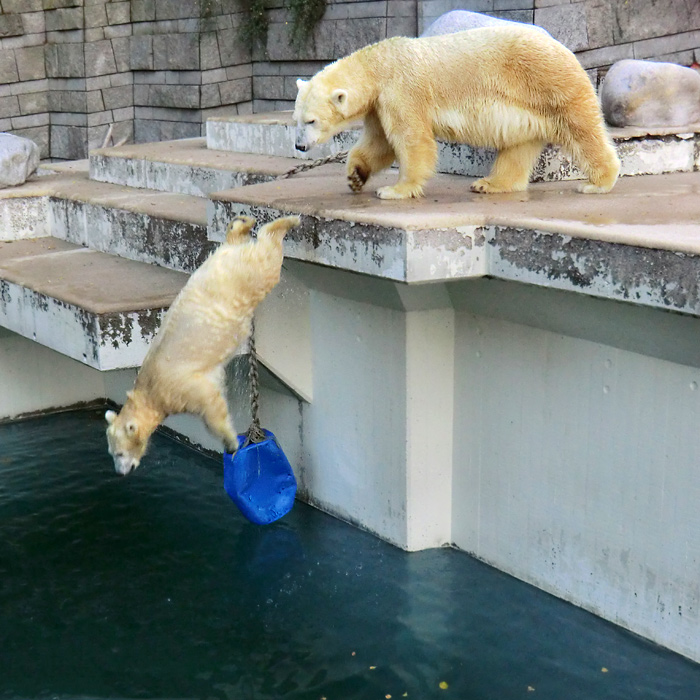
293,26,620,199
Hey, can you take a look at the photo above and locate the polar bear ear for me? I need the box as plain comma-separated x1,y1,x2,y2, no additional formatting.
105,410,117,425
296,78,309,96
331,89,348,106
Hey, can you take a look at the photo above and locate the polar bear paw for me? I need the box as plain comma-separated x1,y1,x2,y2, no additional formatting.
348,166,368,193
470,177,520,194
577,181,612,194
376,184,422,199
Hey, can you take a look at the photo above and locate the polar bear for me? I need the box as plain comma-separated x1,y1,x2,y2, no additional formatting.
105,214,300,476
293,26,620,198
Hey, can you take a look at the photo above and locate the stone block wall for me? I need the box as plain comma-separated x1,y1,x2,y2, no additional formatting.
0,0,698,157
0,0,48,157
253,0,700,111
45,0,133,160
532,0,700,88
252,0,417,112
130,0,253,143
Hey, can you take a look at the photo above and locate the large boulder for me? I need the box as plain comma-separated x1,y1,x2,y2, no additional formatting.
0,133,40,189
601,59,700,128
421,10,550,38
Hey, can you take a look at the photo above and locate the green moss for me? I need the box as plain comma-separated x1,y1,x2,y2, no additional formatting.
288,0,327,50
239,0,270,54
238,0,327,53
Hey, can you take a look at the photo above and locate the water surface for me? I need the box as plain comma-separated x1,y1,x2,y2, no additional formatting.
1,409,699,699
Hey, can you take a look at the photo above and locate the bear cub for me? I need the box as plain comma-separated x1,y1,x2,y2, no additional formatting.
105,214,300,475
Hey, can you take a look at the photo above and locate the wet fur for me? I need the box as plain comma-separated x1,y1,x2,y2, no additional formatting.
293,26,620,198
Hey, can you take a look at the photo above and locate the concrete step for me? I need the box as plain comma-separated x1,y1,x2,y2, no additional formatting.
208,166,700,316
206,111,700,181
0,237,187,370
89,138,303,197
47,170,211,273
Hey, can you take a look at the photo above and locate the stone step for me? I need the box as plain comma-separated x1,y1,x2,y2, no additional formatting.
89,138,303,197
0,237,188,370
208,166,700,316
46,170,212,273
206,111,700,181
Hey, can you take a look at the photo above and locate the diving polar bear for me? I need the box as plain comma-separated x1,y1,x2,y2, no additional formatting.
293,26,620,199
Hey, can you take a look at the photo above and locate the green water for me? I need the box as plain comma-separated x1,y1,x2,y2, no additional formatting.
1,409,699,700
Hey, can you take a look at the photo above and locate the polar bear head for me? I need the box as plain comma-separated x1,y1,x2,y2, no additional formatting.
293,77,350,152
105,405,151,475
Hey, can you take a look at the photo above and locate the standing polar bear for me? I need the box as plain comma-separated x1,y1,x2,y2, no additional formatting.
105,214,300,476
294,26,620,198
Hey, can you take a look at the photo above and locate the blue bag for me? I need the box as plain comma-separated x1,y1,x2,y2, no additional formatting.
223,429,297,525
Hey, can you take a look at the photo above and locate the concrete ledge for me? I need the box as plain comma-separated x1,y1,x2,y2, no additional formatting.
207,111,700,181
46,172,212,272
0,238,188,370
89,138,301,196
208,169,700,314
0,196,50,241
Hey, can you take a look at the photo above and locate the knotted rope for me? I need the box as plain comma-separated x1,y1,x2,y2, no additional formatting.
243,149,348,444
243,318,267,447
278,150,348,179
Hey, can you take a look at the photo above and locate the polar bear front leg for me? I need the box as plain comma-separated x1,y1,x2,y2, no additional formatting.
375,130,437,200
347,111,396,193
201,393,239,453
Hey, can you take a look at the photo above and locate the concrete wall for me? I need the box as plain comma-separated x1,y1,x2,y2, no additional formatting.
279,260,700,663
1,0,698,156
0,327,104,420
452,306,700,664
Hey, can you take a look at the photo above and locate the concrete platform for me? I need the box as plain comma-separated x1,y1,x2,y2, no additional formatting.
89,138,302,196
209,168,700,315
1,170,211,272
207,111,700,181
0,237,187,369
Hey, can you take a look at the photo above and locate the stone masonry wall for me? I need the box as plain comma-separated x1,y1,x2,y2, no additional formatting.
130,0,253,144
0,0,48,157
251,0,418,112
0,0,698,158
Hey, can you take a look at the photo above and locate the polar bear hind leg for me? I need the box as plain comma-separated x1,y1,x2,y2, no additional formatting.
563,109,621,194
471,140,545,194
225,216,256,244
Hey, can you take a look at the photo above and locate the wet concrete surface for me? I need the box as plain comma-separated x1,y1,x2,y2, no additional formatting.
1,409,700,700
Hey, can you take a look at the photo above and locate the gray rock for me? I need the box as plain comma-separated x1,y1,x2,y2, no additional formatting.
601,59,700,128
0,133,40,188
421,10,550,38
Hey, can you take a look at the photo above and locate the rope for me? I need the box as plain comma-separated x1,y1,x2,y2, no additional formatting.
240,149,347,446
278,150,348,179
243,317,267,447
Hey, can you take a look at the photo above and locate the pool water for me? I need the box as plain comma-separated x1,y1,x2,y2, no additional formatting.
1,409,699,700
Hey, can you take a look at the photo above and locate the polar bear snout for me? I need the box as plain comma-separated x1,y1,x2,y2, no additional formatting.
113,455,139,476
294,124,315,152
